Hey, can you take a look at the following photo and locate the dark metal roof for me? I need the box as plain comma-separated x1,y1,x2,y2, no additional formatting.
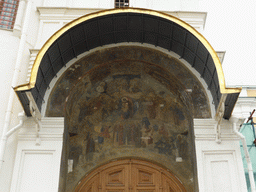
14,10,240,118
224,93,240,119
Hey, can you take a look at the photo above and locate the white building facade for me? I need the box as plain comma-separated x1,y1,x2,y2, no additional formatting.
0,0,254,191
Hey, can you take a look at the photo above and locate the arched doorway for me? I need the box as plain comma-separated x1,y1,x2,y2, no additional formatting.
75,159,186,192
60,45,199,191
12,8,242,192
12,8,241,192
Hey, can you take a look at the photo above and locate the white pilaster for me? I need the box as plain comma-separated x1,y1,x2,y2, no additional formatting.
194,118,247,192
10,117,64,192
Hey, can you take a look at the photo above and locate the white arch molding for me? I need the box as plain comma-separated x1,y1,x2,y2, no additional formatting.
41,42,215,118
14,8,241,120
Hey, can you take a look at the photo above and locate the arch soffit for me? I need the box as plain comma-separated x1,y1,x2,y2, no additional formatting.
14,8,241,119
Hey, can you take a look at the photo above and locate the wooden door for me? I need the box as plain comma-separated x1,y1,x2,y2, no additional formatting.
75,159,186,192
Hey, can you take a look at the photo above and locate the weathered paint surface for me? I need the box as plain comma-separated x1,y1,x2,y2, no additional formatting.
49,46,210,191
46,46,211,118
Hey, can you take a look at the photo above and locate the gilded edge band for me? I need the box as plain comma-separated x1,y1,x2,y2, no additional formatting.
14,8,241,94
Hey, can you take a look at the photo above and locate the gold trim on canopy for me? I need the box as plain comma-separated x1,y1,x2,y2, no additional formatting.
14,8,241,94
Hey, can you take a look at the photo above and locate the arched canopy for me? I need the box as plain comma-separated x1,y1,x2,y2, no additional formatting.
14,8,240,118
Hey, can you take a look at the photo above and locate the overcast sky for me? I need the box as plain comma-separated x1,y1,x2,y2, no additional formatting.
199,0,256,87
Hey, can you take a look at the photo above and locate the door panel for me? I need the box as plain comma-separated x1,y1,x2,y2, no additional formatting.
132,164,160,192
102,165,129,191
77,174,99,192
75,159,186,192
105,167,126,186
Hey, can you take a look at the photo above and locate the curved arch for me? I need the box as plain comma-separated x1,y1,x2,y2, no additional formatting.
60,53,197,191
14,8,240,118
74,158,187,192
17,8,235,93
46,45,212,118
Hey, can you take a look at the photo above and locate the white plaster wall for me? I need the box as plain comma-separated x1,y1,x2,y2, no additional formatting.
131,0,181,10
0,29,21,191
132,0,199,11
194,119,248,192
42,0,200,11
0,30,20,138
25,0,42,49
0,1,43,191
10,118,64,192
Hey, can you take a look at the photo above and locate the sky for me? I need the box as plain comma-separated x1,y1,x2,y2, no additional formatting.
199,0,256,87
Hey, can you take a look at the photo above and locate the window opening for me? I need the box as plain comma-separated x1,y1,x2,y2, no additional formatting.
115,0,129,8
0,0,19,29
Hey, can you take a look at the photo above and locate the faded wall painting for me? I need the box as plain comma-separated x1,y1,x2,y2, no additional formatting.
64,61,195,191
51,46,210,191
46,46,211,119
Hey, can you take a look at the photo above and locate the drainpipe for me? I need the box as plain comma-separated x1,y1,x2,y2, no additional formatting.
0,112,26,170
0,0,32,170
13,0,26,36
230,116,256,192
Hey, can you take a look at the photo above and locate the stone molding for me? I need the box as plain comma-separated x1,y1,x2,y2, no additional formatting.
232,97,256,119
27,49,40,83
194,118,239,141
18,117,64,141
18,117,240,141
37,7,206,30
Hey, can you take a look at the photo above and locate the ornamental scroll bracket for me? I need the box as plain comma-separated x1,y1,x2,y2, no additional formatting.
26,92,42,145
215,94,227,144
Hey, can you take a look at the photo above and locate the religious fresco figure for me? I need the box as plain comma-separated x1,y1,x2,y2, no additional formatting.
129,124,136,144
129,123,140,145
120,97,133,120
118,125,124,145
176,134,189,160
129,77,141,93
85,132,95,161
98,126,111,144
112,124,118,144
112,123,125,145
145,91,158,119
66,67,193,175
158,124,169,140
141,117,153,147
96,81,106,93
134,122,142,147
123,124,130,145
155,138,168,154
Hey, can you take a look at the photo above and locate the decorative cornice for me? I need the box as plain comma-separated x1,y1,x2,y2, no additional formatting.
37,7,207,30
232,97,256,119
18,117,64,141
194,119,239,141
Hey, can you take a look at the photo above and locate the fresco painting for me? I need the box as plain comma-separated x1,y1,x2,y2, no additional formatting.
46,46,211,119
63,60,197,191
49,46,209,191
